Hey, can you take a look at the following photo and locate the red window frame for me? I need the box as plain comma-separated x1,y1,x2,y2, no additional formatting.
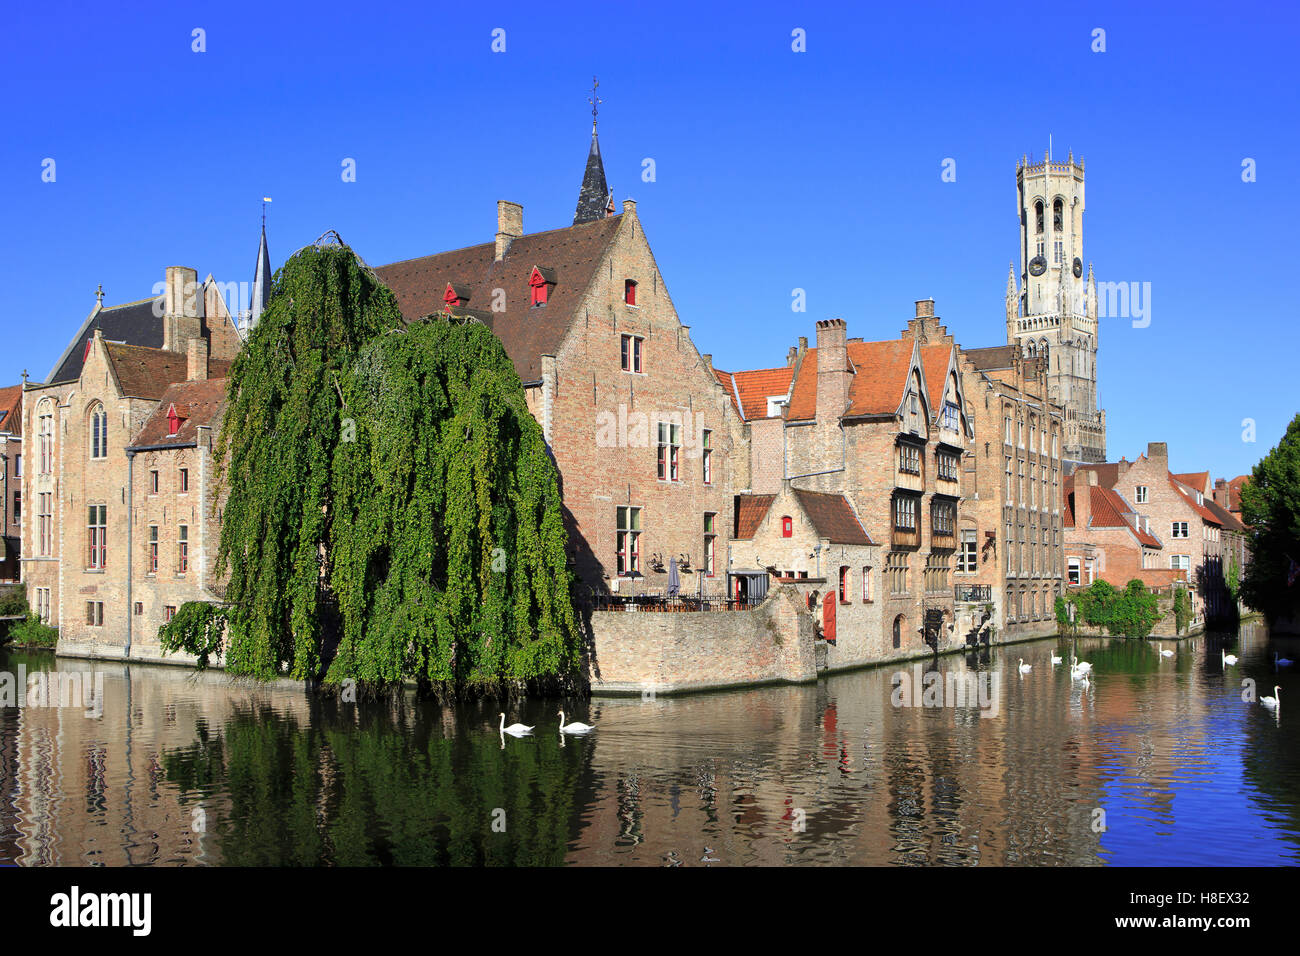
148,526,158,573
624,279,637,306
702,429,712,484
839,566,850,603
781,516,793,538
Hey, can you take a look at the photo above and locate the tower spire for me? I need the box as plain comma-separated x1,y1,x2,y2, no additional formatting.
248,199,272,333
574,77,611,225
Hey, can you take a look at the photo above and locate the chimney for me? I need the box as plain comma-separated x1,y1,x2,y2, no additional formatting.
163,266,204,353
187,336,209,381
1075,470,1097,528
495,201,523,261
915,298,935,318
1146,442,1169,469
622,198,637,218
701,353,712,370
815,318,850,422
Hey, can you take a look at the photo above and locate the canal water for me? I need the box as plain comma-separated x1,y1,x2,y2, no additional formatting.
0,620,1296,866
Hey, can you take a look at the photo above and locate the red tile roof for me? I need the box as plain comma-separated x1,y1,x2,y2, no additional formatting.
920,344,953,414
733,494,775,540
1063,484,1161,547
1170,476,1221,525
373,216,623,384
1173,471,1210,495
129,377,228,449
787,339,918,422
0,385,22,436
793,489,873,545
1226,475,1249,513
713,366,793,421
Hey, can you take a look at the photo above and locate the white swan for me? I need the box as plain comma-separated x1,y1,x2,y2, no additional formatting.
1071,655,1093,678
1050,650,1063,665
1158,643,1174,658
1017,658,1032,674
1276,652,1295,668
558,710,595,733
499,713,535,736
1222,650,1238,666
1260,686,1281,711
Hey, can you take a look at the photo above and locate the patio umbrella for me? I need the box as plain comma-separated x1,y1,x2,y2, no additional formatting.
667,557,680,597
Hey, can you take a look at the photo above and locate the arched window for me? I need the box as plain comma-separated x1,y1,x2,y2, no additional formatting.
1053,198,1064,232
38,399,55,473
1025,340,1037,359
89,403,107,460
892,615,904,649
1039,339,1050,366
1034,201,1044,234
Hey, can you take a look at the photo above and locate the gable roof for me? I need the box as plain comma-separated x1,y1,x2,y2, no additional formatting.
129,377,228,449
792,489,873,545
733,494,776,540
920,344,954,414
786,338,920,422
1063,484,1161,548
1202,495,1246,533
373,215,623,383
713,366,794,421
104,342,231,400
1070,461,1124,489
963,345,1018,371
49,297,164,384
1170,476,1222,525
1173,471,1210,495
0,385,22,436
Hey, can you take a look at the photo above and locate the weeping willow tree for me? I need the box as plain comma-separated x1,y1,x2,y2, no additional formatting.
328,317,581,694
211,241,404,680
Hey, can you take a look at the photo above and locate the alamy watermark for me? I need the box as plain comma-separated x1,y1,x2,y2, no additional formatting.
890,664,1001,718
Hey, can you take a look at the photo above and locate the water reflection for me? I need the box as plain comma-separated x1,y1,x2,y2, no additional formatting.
0,620,1296,865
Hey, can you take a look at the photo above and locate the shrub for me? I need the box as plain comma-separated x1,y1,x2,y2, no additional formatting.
6,614,59,648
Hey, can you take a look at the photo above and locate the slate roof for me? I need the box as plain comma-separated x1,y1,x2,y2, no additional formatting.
1202,495,1246,533
573,125,611,225
792,489,873,545
105,342,230,400
733,494,775,540
713,366,794,420
0,385,22,436
49,298,164,384
963,345,1018,370
129,378,228,449
373,215,623,384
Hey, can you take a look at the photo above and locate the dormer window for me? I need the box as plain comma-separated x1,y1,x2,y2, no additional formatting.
528,267,554,308
443,283,470,311
166,403,185,438
624,279,637,306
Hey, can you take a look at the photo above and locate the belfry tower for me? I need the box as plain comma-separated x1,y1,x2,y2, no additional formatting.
1005,147,1106,465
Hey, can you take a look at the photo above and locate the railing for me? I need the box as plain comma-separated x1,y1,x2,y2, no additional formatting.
954,584,993,603
588,592,763,613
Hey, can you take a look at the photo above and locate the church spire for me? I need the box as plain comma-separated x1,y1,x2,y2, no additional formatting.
247,199,272,333
573,77,611,225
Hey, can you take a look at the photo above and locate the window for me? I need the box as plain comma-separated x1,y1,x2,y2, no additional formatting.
34,588,50,622
134,602,143,615
839,566,850,603
781,516,793,538
1171,521,1189,539
624,279,637,306
1135,485,1148,504
656,422,681,481
893,495,918,531
148,526,158,574
87,504,106,568
1170,555,1190,571
149,470,159,494
179,468,189,493
931,500,955,536
85,601,104,627
165,606,177,622
38,404,54,473
12,491,19,524
704,513,716,577
937,451,958,481
89,403,107,459
958,530,977,572
1005,457,1013,502
1053,198,1064,232
701,430,712,484
898,442,921,475
12,454,19,478
909,392,918,415
1004,416,1012,445
1053,240,1063,263
178,525,189,574
38,493,53,556
616,506,641,575
620,334,643,373
1068,558,1081,586
528,269,549,307
886,553,909,595
862,566,872,602
941,402,959,432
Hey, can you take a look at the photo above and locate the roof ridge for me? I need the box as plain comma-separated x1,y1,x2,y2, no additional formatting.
378,215,622,269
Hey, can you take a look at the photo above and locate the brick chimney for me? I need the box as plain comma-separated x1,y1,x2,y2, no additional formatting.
1075,470,1098,528
815,318,850,422
187,336,209,381
495,201,523,261
1146,441,1169,470
163,266,204,353
915,298,935,318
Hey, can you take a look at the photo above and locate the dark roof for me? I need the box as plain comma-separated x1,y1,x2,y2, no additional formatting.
129,377,228,448
1071,462,1124,490
573,126,611,225
105,342,230,400
1202,495,1246,533
50,298,164,383
963,345,1018,370
792,489,873,545
733,494,775,540
0,385,21,436
373,215,623,383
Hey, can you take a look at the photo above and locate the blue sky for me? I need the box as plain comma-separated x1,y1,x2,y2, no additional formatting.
2,0,1295,479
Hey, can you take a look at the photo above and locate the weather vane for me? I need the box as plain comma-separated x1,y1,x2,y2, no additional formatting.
262,196,272,228
588,76,601,123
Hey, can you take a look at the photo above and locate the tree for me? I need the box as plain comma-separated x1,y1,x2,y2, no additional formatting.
1108,579,1161,639
328,316,581,695
1240,414,1300,623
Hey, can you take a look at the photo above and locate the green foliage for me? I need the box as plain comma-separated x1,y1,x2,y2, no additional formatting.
215,243,404,680
1055,594,1077,633
1173,586,1191,634
329,318,581,693
5,613,58,648
0,585,27,617
1079,580,1117,628
1070,579,1161,638
158,601,229,669
1240,415,1300,620
1227,554,1241,601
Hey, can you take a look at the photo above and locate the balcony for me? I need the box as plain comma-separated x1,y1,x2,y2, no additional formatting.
955,584,992,603
891,527,920,549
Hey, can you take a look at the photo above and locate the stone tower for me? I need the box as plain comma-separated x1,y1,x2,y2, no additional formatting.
1005,147,1106,465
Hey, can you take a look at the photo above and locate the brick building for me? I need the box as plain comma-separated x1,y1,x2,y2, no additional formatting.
1062,470,1169,590
20,266,243,656
373,123,744,599
957,344,1066,637
0,385,21,582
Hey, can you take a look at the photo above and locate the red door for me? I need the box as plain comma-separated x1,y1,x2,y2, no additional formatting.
822,592,837,643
